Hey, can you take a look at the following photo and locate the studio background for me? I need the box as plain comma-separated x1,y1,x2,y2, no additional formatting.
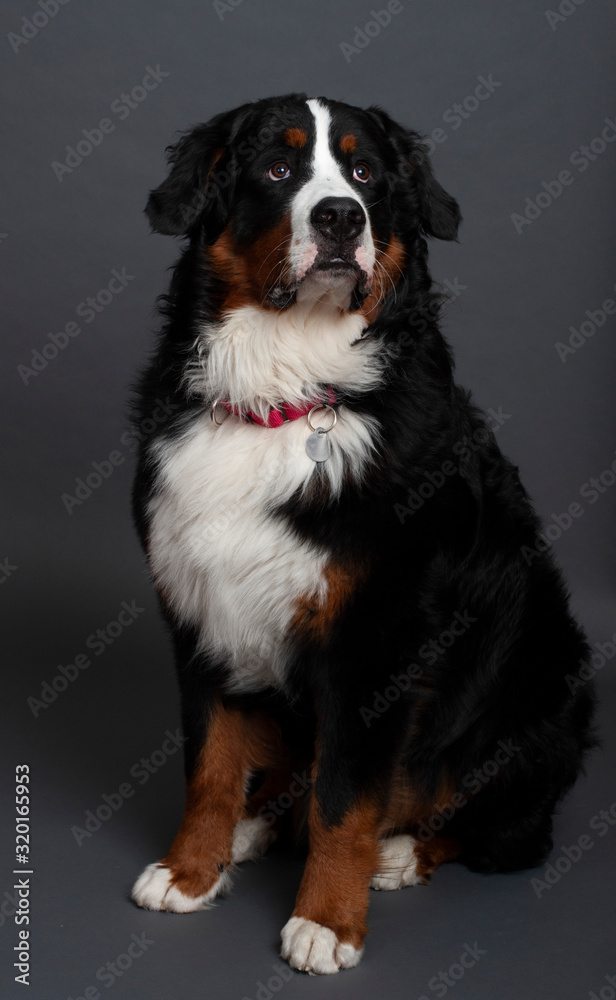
1,1,615,998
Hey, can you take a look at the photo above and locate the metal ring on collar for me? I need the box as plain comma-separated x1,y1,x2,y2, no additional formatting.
210,399,228,426
307,403,337,433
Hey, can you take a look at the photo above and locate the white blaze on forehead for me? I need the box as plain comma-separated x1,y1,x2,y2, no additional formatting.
288,99,375,285
304,99,362,202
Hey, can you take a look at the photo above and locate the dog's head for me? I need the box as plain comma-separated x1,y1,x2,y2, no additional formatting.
146,93,461,314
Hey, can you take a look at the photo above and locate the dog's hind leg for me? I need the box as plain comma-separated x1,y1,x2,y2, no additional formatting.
370,833,460,889
232,761,300,863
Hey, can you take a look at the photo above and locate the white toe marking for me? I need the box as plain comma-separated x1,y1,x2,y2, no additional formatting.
130,862,231,912
280,916,363,975
231,816,277,863
371,834,425,890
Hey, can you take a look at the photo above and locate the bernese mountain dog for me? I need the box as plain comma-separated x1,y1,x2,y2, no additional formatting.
129,93,596,974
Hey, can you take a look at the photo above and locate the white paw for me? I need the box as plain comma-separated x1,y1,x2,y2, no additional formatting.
232,816,277,863
130,862,231,912
280,916,363,975
370,834,426,890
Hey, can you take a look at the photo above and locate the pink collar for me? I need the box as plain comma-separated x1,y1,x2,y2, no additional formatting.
219,387,336,428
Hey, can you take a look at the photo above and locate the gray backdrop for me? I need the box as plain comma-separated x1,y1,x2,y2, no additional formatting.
1,1,615,998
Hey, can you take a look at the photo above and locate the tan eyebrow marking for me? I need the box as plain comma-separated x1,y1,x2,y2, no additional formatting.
340,133,357,154
284,127,307,148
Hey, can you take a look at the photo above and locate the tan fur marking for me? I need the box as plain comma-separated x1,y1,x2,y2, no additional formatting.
208,228,252,311
284,127,307,148
362,234,407,321
162,702,280,897
291,559,366,642
412,835,461,880
340,133,357,154
292,786,381,949
207,146,225,181
208,215,293,312
382,763,461,830
379,764,461,879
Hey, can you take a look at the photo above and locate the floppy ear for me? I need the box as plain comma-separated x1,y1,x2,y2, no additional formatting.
145,104,252,238
408,140,461,241
367,105,461,241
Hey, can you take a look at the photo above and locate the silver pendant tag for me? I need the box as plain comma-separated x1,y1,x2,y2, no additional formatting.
305,427,331,462
305,403,337,463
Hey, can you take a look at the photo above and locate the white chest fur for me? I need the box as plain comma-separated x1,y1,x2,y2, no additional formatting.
147,294,383,693
148,406,379,692
185,289,383,422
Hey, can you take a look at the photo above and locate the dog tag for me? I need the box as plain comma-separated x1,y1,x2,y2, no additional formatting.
305,427,331,463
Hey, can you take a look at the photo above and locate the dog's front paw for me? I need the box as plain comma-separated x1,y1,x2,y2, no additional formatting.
280,916,363,975
371,834,427,890
130,862,231,912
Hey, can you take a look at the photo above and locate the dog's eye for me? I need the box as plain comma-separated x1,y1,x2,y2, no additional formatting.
353,162,371,183
268,161,291,181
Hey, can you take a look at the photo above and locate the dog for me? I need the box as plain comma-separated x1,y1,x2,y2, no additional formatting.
129,93,596,974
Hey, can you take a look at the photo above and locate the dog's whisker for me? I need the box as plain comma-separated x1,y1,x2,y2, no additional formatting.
257,235,293,273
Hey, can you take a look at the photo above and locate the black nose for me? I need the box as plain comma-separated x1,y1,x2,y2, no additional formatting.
310,196,366,243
